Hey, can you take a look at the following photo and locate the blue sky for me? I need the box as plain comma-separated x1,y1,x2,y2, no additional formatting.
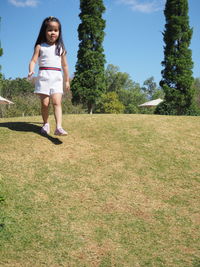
1,0,200,86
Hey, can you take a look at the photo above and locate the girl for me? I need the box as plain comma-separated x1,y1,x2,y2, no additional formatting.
28,16,70,136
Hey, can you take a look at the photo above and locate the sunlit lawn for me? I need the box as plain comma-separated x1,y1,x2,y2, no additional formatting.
0,114,200,266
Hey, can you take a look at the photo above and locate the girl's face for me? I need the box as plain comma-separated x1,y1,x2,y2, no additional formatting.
46,21,60,44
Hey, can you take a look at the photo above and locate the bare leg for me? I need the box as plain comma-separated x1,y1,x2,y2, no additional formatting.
51,93,63,128
39,94,50,124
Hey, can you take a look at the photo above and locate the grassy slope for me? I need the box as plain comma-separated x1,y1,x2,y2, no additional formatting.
0,114,200,267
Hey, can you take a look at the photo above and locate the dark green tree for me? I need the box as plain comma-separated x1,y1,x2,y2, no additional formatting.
1,78,34,99
156,0,194,115
71,0,106,114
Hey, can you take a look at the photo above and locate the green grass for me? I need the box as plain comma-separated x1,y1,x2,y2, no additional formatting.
0,114,200,266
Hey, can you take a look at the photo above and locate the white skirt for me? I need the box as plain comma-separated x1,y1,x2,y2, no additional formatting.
34,69,63,96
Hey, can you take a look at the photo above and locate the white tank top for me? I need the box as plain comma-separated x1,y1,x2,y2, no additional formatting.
38,43,62,68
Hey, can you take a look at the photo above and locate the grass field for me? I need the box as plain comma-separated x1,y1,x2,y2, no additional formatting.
0,114,200,267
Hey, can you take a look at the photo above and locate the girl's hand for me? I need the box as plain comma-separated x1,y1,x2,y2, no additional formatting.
65,81,70,91
28,71,35,79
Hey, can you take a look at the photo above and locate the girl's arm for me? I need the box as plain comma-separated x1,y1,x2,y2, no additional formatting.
61,53,70,91
28,44,40,78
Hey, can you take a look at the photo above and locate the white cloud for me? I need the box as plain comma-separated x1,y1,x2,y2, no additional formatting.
118,0,165,13
9,0,39,7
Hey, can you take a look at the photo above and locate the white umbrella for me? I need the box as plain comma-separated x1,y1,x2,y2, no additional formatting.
139,98,163,107
0,96,14,104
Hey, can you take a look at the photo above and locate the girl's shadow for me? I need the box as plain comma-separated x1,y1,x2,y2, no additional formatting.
0,121,63,145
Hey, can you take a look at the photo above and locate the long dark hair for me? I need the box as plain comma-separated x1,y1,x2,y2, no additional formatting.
34,16,66,56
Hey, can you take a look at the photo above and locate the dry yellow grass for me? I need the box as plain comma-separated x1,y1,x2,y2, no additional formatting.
0,114,200,266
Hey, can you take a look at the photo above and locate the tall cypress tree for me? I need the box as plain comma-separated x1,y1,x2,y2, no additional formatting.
71,0,106,114
156,0,194,115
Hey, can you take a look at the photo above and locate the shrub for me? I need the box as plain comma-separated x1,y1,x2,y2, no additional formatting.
0,93,86,118
95,92,125,114
2,94,40,118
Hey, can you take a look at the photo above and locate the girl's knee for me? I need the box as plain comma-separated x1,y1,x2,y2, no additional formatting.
52,101,61,108
41,101,50,108
52,97,62,106
51,93,62,105
40,95,50,108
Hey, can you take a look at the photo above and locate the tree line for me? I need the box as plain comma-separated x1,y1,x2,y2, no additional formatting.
1,0,200,117
0,65,167,117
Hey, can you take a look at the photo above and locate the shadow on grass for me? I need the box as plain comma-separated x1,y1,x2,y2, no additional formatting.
0,121,63,145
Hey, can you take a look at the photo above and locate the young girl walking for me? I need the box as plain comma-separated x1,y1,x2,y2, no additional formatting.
28,16,70,136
